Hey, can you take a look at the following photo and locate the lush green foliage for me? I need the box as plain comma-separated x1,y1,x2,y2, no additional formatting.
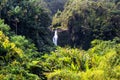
0,19,42,80
40,39,120,80
0,0,54,52
52,0,120,49
36,0,68,15
0,0,120,80
0,31,40,80
0,19,10,35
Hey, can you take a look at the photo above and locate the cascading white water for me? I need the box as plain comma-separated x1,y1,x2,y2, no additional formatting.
53,29,58,46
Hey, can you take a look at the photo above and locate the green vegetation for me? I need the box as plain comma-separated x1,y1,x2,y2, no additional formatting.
0,0,120,80
41,39,120,80
52,0,120,49
44,0,68,15
0,0,53,52
0,19,42,80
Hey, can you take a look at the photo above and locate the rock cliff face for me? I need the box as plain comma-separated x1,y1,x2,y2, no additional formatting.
55,28,92,50
57,30,70,47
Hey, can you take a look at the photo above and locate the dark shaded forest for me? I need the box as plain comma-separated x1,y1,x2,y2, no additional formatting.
0,0,120,80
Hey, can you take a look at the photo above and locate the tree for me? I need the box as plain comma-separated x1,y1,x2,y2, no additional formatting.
0,0,54,52
0,18,43,80
52,0,120,49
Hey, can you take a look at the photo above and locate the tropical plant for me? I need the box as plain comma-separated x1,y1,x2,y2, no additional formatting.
0,0,54,52
0,19,42,80
40,39,120,80
52,0,120,49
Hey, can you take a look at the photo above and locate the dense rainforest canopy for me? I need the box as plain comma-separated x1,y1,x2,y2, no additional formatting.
52,0,120,49
0,0,120,80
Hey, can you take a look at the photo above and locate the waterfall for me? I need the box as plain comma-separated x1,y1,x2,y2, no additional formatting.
53,29,58,46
